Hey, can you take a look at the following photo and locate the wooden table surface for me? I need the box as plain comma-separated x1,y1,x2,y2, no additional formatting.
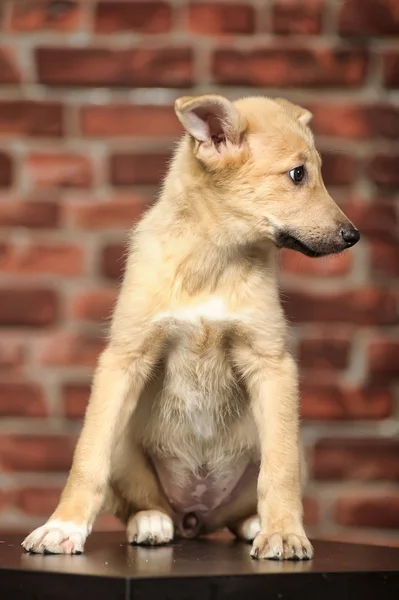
1,532,399,599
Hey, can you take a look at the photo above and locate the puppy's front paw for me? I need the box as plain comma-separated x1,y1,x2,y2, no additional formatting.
22,520,88,555
127,510,174,546
250,531,313,561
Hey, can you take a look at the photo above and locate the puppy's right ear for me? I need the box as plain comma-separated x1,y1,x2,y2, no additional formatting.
175,94,245,146
174,95,247,169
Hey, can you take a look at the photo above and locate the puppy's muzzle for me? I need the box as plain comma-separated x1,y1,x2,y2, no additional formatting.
276,224,360,257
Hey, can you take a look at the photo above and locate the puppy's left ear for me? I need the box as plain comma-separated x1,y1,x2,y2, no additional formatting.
274,98,313,126
175,94,246,146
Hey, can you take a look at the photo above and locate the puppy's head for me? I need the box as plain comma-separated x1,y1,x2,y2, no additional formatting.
175,94,359,257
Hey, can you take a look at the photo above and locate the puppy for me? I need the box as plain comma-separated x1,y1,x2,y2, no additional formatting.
22,95,359,560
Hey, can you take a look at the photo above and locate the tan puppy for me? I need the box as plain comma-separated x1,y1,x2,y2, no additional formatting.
22,95,359,560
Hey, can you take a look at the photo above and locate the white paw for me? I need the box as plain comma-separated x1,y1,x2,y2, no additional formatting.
22,520,89,555
127,510,174,546
236,515,261,542
250,531,313,561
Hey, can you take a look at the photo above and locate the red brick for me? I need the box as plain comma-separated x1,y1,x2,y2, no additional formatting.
188,3,255,35
71,288,117,322
0,46,20,84
343,200,397,243
301,383,393,420
280,249,351,276
39,332,105,367
299,332,351,370
95,1,171,33
36,47,193,88
63,195,148,229
80,104,181,138
9,0,82,31
26,153,92,188
0,382,47,417
100,243,127,280
14,487,62,516
369,339,399,380
284,287,397,326
313,438,399,480
0,101,63,137
369,154,399,188
62,382,90,419
303,496,319,525
0,434,75,471
336,494,399,529
0,199,60,228
0,289,58,326
339,0,399,36
0,242,85,276
0,152,12,187
370,241,399,277
0,489,12,513
110,152,171,186
272,0,323,35
383,50,399,87
309,103,399,140
212,46,368,87
0,339,24,369
320,152,357,186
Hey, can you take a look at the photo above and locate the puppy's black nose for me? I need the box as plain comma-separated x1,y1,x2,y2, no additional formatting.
341,227,360,247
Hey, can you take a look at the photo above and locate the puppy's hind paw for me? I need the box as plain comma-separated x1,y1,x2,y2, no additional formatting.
127,510,174,546
230,515,260,542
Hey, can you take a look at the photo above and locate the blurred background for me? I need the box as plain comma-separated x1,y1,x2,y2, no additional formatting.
0,0,398,546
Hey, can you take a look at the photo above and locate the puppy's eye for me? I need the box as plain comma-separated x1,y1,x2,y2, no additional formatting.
289,165,305,184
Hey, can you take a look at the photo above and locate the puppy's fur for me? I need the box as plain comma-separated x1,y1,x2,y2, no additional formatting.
23,95,359,560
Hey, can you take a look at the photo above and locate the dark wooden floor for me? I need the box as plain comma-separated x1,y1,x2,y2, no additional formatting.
1,532,399,599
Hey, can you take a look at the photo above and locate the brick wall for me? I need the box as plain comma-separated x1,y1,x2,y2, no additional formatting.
0,0,398,545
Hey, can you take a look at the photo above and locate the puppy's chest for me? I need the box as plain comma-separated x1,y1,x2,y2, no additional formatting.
153,297,244,439
155,296,240,359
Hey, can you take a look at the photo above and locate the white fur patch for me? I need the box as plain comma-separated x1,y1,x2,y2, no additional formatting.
156,297,229,323
22,520,89,555
127,511,174,546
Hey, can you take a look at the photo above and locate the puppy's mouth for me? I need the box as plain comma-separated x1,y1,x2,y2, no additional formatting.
275,230,336,258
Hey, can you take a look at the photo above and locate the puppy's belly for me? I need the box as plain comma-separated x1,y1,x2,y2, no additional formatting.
138,319,258,531
150,454,258,533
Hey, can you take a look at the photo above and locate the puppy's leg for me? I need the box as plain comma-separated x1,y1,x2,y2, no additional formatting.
22,338,163,555
233,347,313,560
115,442,174,546
220,445,306,543
228,441,308,543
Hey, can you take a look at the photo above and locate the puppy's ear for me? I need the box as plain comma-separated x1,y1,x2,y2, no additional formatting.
175,94,245,146
274,98,313,126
